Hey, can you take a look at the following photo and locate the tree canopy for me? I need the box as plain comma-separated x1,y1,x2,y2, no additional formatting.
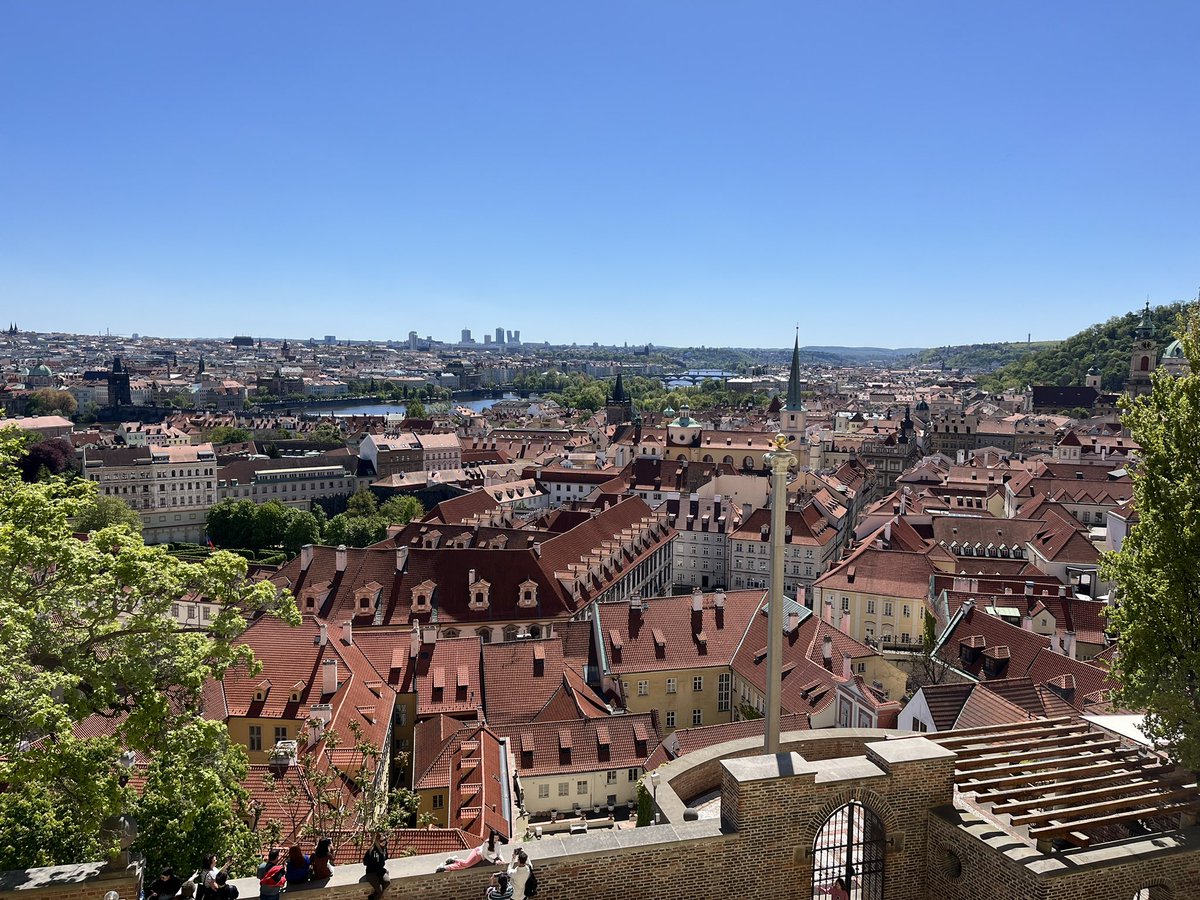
1101,305,1200,770
24,388,78,417
0,426,299,873
207,425,253,445
206,499,321,555
15,435,78,482
74,493,143,533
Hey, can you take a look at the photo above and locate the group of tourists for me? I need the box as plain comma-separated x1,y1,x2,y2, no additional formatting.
144,829,536,900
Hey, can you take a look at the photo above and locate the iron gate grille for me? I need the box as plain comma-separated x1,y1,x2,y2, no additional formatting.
811,801,885,899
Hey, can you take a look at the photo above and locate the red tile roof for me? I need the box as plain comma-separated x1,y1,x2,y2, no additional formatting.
598,590,764,674
494,713,659,777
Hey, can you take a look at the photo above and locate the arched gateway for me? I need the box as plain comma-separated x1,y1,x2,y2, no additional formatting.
811,801,885,899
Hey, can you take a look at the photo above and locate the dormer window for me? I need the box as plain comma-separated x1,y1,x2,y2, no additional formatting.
254,679,271,702
469,579,491,611
355,581,383,614
290,680,305,703
301,580,332,612
411,579,436,613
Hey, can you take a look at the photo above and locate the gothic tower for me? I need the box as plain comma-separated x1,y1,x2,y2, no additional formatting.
781,334,807,444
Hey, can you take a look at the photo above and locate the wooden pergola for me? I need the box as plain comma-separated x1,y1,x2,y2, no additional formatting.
922,717,1200,849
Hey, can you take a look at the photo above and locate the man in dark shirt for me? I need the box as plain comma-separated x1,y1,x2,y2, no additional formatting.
147,868,182,900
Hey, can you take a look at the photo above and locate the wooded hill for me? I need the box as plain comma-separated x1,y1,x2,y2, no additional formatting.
979,302,1191,392
900,341,1059,373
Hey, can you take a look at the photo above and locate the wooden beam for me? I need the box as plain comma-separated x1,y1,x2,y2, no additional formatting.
1028,801,1200,843
950,729,1104,761
930,716,1073,743
961,752,1143,792
989,772,1167,811
955,738,1121,773
1010,786,1200,826
935,722,1086,749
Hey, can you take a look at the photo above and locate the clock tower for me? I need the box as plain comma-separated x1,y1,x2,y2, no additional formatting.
1127,301,1157,397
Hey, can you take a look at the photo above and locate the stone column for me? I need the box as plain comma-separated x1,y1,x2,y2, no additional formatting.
764,435,796,753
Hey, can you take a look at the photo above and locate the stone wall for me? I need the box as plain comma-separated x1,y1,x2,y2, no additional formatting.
925,804,1200,900
8,729,1200,900
0,861,140,900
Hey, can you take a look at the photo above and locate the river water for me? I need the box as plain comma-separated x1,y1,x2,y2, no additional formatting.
308,394,518,417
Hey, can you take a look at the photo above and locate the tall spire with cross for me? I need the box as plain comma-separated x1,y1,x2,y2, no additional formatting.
785,327,803,412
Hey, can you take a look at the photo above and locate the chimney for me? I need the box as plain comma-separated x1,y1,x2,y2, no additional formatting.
691,588,704,612
1058,584,1067,597
341,619,353,646
422,623,438,645
308,703,333,747
839,610,852,636
300,544,314,571
1064,631,1077,660
786,610,799,633
713,591,726,609
409,623,421,659
318,623,328,646
823,598,834,624
884,521,891,543
395,546,408,571
322,658,338,696
842,652,853,680
468,568,476,586
335,544,348,572
1021,614,1034,632
533,542,542,557
1024,580,1034,598
822,634,833,665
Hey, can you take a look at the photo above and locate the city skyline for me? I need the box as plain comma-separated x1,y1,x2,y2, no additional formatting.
2,2,1198,346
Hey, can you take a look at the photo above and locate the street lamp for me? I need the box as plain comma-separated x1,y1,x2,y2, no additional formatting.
650,772,661,825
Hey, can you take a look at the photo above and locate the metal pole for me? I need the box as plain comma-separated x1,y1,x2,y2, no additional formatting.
765,435,795,754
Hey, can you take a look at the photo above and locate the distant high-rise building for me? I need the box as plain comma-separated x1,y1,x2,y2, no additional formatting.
496,327,505,344
512,330,520,345
461,329,473,344
408,331,418,350
324,335,336,345
506,330,513,344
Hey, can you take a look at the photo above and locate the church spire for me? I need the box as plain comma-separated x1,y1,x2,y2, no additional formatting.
612,370,627,403
1135,300,1154,339
785,330,803,411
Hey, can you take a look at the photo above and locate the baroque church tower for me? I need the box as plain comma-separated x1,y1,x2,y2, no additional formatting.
1126,301,1157,397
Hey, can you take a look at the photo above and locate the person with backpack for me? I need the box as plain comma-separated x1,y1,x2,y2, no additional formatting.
507,849,536,899
257,848,287,899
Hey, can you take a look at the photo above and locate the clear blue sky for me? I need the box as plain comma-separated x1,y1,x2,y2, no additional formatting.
2,2,1197,348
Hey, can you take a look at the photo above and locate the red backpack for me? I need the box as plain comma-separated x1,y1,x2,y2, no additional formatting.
259,864,286,889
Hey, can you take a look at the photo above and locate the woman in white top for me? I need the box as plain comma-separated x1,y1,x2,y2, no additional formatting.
506,850,532,900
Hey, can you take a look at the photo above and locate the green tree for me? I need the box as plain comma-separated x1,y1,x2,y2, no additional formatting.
312,422,343,444
403,399,426,419
0,426,299,872
74,494,143,534
345,487,379,518
379,495,424,526
324,513,387,548
208,426,253,445
24,388,78,417
1101,306,1200,770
